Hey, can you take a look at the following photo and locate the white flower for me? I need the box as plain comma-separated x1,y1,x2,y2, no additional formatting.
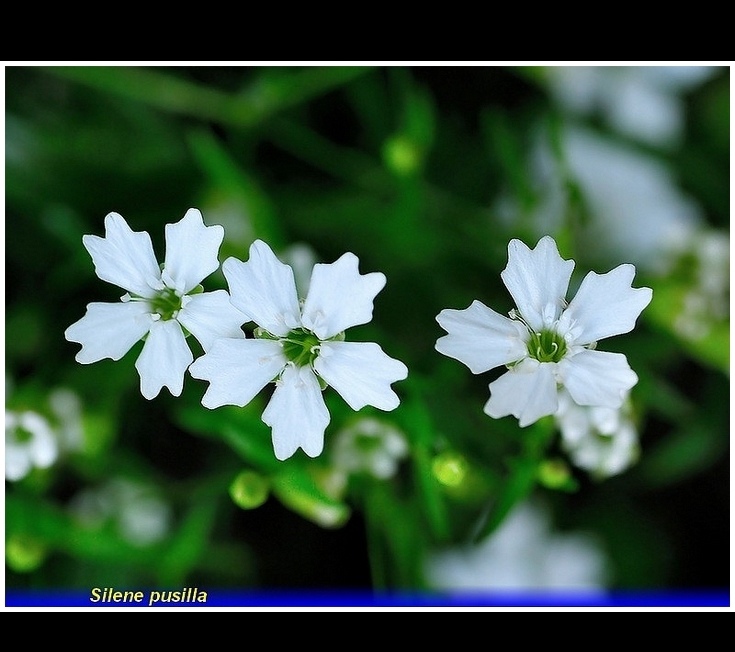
425,501,608,591
545,65,717,146
671,229,730,341
6,410,58,481
189,240,408,461
332,417,409,479
64,209,246,399
435,236,652,427
69,478,172,546
493,126,704,275
555,390,640,478
48,387,84,452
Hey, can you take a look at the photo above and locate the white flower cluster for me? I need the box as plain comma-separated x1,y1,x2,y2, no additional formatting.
331,417,408,479
65,210,408,461
555,390,640,478
66,212,651,468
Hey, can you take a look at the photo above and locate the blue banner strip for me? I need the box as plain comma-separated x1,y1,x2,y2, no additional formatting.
4,589,730,608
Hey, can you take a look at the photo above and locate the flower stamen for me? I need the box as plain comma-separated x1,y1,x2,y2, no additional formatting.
528,329,567,363
281,328,321,367
149,287,183,321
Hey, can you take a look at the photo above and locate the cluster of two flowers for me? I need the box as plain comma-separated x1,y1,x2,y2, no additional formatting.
65,209,652,461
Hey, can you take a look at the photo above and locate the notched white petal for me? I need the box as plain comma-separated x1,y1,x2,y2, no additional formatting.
5,412,58,481
435,300,528,374
314,341,408,411
135,320,193,400
5,447,32,481
554,389,594,445
262,365,330,461
222,240,301,337
177,289,246,351
24,412,58,468
500,236,574,332
162,208,225,294
484,358,559,427
82,212,163,297
558,349,638,409
64,301,152,364
560,264,653,345
189,338,286,409
302,252,386,340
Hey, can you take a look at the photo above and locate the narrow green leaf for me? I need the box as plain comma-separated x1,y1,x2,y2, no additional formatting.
187,128,285,247
471,457,538,543
271,466,350,529
158,498,219,586
43,66,373,127
640,424,727,488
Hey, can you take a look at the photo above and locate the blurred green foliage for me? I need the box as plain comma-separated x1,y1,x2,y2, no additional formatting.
5,65,729,598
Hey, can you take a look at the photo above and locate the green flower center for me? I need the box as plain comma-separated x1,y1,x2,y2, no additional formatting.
353,433,383,454
282,328,321,367
150,288,183,321
13,426,34,445
527,329,568,363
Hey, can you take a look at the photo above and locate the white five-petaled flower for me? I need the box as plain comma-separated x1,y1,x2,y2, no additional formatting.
435,236,652,427
64,209,246,399
189,240,409,461
555,389,640,479
6,410,58,481
332,417,409,480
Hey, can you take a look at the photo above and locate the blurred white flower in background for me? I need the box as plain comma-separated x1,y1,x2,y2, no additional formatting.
69,478,172,546
526,126,703,273
545,65,717,147
5,378,87,480
555,389,640,478
48,387,84,452
426,501,608,591
495,104,728,365
203,198,255,251
668,229,730,342
5,410,58,481
279,242,319,298
331,417,409,479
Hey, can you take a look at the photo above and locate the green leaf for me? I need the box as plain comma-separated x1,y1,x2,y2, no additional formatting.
397,386,451,541
471,456,538,543
158,498,219,586
187,128,285,247
6,493,161,568
363,482,430,590
481,107,536,211
44,66,372,127
176,403,280,473
271,465,350,529
639,424,727,488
